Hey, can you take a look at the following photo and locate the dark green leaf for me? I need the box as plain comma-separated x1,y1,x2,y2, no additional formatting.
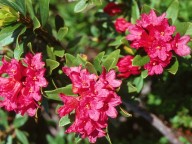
103,49,120,71
39,0,50,26
131,0,140,24
13,115,28,128
55,15,64,32
45,85,76,101
166,0,179,24
74,0,88,13
46,59,60,75
132,55,150,66
167,57,179,75
59,115,71,127
85,62,97,74
0,109,8,129
15,129,29,144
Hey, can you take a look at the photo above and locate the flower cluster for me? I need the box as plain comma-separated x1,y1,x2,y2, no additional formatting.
0,53,47,116
103,2,122,16
58,66,122,143
114,18,131,33
126,10,191,75
117,55,140,78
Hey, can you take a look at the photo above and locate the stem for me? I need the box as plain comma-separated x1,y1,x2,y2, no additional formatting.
123,102,183,144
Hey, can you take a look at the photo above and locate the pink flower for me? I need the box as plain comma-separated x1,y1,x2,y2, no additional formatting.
114,18,131,33
58,66,122,143
144,53,172,75
0,53,47,116
103,2,122,16
117,55,140,78
172,33,191,56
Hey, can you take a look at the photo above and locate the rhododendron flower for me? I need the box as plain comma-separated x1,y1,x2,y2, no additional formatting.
114,18,131,33
172,33,191,56
103,2,122,16
58,66,122,143
0,53,47,116
126,9,191,75
144,53,172,75
117,55,140,78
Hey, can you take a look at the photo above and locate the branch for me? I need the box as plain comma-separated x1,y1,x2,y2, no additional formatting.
123,102,183,144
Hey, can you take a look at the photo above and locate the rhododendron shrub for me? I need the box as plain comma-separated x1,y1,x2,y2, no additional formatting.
0,0,192,144
58,66,122,143
0,53,47,116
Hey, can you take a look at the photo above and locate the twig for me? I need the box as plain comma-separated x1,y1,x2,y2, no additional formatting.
123,102,183,144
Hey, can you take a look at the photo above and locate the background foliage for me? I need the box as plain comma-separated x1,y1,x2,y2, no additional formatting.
0,0,192,144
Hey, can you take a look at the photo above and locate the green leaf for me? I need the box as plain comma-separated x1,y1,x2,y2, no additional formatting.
45,85,76,101
141,70,148,79
132,55,150,66
141,4,151,14
93,51,105,73
26,0,41,30
75,135,82,144
53,46,65,58
74,0,88,13
0,109,8,129
13,115,28,128
46,59,60,75
127,82,137,93
167,57,179,75
85,62,97,74
174,22,190,35
59,115,71,127
39,0,50,26
103,49,120,71
120,107,132,117
0,24,21,47
131,0,140,24
57,26,68,41
166,0,179,24
65,53,76,67
133,76,144,93
6,135,13,144
15,129,29,144
14,26,27,60
46,46,56,60
109,36,124,48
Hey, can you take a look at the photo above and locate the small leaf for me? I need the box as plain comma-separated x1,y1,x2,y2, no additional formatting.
141,4,151,14
133,76,144,93
39,0,50,26
14,26,27,60
127,82,137,93
65,53,76,67
141,70,148,79
53,46,65,58
93,51,105,73
45,85,77,101
166,0,179,24
167,57,179,75
132,55,150,66
15,129,29,144
85,62,97,74
131,0,140,24
57,26,68,41
13,115,28,128
120,107,132,117
103,49,120,71
74,0,88,13
59,115,71,127
46,59,60,75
